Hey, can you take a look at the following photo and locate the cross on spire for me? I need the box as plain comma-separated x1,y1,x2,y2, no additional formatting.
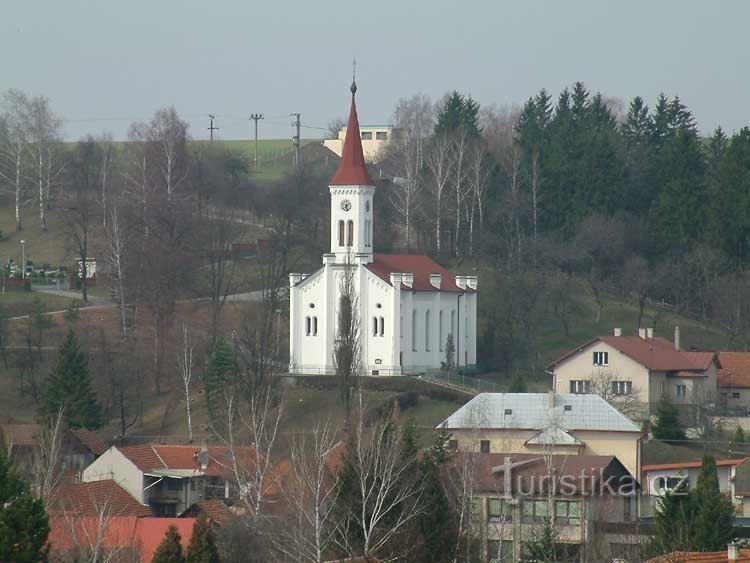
351,57,357,94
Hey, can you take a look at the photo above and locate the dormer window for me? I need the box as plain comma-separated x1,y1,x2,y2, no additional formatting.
593,351,609,366
504,409,512,415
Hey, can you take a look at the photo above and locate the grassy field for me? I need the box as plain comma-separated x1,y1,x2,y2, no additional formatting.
0,206,70,267
1,290,73,318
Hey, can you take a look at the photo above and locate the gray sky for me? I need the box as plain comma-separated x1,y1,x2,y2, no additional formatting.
2,1,748,141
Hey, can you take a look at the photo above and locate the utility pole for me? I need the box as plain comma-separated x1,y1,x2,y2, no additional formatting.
249,113,264,168
290,113,301,168
208,114,219,141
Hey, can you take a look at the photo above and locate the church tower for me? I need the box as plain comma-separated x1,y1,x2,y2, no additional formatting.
329,80,375,265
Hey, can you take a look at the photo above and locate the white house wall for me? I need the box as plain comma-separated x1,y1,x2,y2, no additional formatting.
82,447,145,504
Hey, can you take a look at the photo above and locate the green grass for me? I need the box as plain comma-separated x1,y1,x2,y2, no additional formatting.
1,290,73,318
204,139,320,182
0,206,70,267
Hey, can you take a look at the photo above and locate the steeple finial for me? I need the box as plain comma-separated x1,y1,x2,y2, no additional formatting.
351,57,357,94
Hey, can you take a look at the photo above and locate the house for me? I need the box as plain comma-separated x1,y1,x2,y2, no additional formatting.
0,423,106,481
48,516,196,563
717,352,750,415
48,479,153,518
437,392,643,481
289,80,477,376
547,327,719,416
323,124,400,162
641,458,746,517
646,544,749,562
82,444,257,517
453,452,639,563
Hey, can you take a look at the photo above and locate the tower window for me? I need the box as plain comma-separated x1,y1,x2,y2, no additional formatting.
338,220,345,247
347,220,354,246
305,317,311,336
379,317,384,337
373,317,378,337
312,317,318,336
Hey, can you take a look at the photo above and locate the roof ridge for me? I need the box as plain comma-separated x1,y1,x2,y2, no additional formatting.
151,445,168,469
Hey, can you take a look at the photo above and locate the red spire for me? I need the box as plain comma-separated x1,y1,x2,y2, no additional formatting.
330,82,374,186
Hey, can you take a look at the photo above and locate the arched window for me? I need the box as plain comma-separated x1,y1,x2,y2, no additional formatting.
313,317,318,336
451,310,456,340
379,317,384,337
305,316,311,336
338,220,345,247
400,315,403,339
365,220,371,247
411,309,417,351
339,296,352,337
439,310,444,351
347,220,354,246
373,317,378,337
425,310,431,351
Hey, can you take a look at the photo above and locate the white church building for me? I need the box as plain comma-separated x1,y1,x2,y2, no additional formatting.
289,82,477,376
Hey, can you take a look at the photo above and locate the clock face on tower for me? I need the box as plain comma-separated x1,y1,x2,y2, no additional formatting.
340,199,352,211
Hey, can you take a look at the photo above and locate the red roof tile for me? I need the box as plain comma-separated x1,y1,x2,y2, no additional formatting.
49,516,196,563
646,549,750,562
188,499,234,526
718,352,750,388
119,445,257,478
685,351,718,370
548,335,716,372
329,84,374,187
70,428,108,456
0,423,42,447
642,458,745,472
366,253,471,292
48,480,152,518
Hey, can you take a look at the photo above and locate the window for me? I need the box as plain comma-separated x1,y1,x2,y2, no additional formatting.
338,220,345,247
623,496,633,522
451,310,456,340
191,479,197,492
364,219,371,246
522,499,549,523
167,478,182,492
425,310,431,351
412,309,417,351
361,131,372,140
312,317,318,336
655,476,685,491
448,439,458,451
439,311,444,351
555,500,581,525
487,498,513,521
487,540,513,563
305,316,311,336
593,351,609,366
480,440,490,453
339,296,352,337
733,392,741,399
611,380,632,395
400,315,403,339
379,317,384,337
347,220,354,246
676,384,687,398
373,317,378,337
376,131,388,140
569,380,590,394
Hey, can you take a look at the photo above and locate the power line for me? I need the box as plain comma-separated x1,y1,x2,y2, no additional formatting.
290,113,301,168
249,113,264,168
207,114,219,141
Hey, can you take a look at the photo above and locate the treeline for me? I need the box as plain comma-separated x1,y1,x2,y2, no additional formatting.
379,84,750,372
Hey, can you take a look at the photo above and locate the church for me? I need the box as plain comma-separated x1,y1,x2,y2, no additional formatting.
288,81,478,376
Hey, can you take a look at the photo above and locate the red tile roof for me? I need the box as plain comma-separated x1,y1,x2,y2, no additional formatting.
49,516,196,563
188,499,235,526
0,423,41,447
329,84,374,187
548,335,716,372
643,458,746,472
70,428,108,456
646,549,750,562
118,445,257,478
48,480,152,518
718,352,750,388
366,253,471,292
685,351,718,370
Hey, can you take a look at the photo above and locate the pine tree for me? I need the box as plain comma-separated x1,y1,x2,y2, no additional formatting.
653,479,694,552
692,456,734,551
652,395,686,442
42,329,102,429
735,426,746,443
202,337,235,422
434,91,481,137
521,521,560,562
153,526,185,563
186,515,220,563
0,448,50,562
442,333,455,370
417,452,452,562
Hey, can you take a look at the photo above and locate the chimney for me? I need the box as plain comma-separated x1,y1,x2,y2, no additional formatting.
613,328,622,337
638,328,647,339
674,325,680,350
646,328,654,339
728,542,740,561
429,273,442,289
547,390,555,409
199,441,209,472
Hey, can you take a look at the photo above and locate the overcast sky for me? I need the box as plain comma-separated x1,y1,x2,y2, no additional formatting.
2,1,748,141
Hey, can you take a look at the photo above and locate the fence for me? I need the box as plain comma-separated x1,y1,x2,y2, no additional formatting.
421,369,500,395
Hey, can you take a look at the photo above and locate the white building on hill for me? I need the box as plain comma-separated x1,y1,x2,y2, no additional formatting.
289,81,477,376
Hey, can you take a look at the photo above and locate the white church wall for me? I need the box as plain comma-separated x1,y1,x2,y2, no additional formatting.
363,269,395,374
292,269,329,373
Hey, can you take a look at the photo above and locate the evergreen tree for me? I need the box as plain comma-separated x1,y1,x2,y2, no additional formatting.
417,447,452,562
434,91,481,137
521,521,560,562
442,333,455,370
42,330,102,429
202,337,235,422
653,479,694,552
431,423,452,464
186,515,220,563
153,525,185,563
692,456,734,551
652,395,686,442
735,426,746,443
0,449,49,562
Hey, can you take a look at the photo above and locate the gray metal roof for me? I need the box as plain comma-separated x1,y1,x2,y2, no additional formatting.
526,425,582,445
438,393,640,433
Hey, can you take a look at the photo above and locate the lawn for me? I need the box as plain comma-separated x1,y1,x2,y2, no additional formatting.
206,139,320,182
1,290,73,318
0,205,70,267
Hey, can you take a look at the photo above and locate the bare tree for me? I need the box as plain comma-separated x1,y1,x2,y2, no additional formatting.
0,90,30,231
451,129,471,257
425,133,453,254
326,117,346,140
688,384,725,440
32,406,65,502
97,132,115,228
148,106,190,200
589,369,644,420
333,254,360,424
335,402,424,560
177,324,195,442
272,422,341,563
466,141,492,256
105,203,131,337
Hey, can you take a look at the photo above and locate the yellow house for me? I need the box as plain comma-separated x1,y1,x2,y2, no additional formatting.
438,391,643,484
547,328,719,416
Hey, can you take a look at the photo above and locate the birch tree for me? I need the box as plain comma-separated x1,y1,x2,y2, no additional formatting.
425,133,453,254
451,128,471,257
97,132,115,228
25,94,62,231
0,90,30,231
177,324,195,442
466,142,492,257
32,406,65,502
105,203,131,337
148,106,189,200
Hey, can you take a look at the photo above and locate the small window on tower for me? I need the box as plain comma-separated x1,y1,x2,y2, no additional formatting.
379,317,384,337
338,220,345,247
347,221,354,246
312,317,318,336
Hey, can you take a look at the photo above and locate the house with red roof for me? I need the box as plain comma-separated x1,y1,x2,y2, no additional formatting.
81,443,259,517
547,327,719,416
716,352,750,415
289,80,477,376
